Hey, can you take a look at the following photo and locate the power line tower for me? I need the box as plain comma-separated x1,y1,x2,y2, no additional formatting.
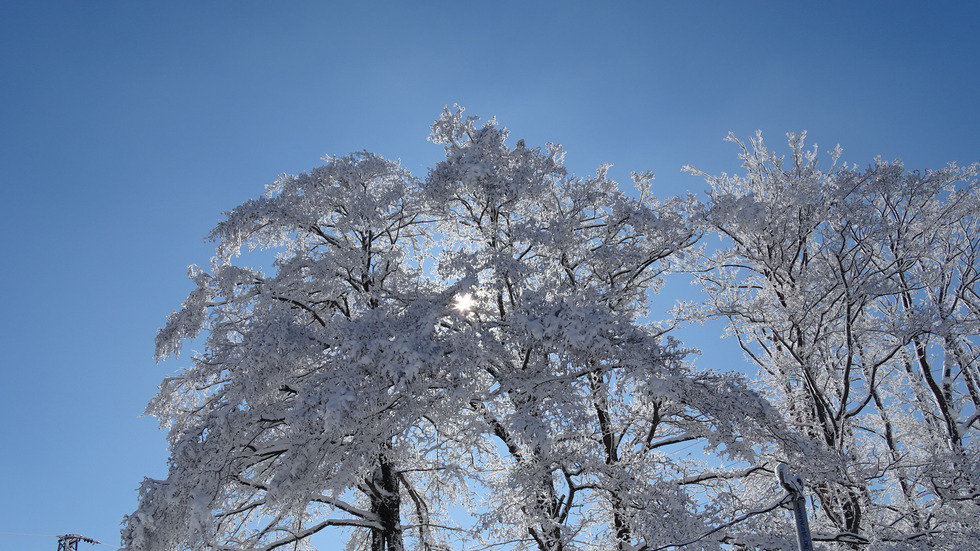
57,534,100,551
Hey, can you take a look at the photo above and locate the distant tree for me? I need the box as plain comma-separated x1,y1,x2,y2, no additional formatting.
682,132,980,548
124,108,789,551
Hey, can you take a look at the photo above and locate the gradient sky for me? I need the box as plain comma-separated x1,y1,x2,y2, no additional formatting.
2,2,979,549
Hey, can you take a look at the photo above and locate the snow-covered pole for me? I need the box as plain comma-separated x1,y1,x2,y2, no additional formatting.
776,464,813,551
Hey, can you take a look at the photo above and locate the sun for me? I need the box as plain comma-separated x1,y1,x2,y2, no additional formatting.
453,293,475,313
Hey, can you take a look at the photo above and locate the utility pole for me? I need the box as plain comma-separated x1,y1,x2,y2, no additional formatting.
57,534,100,551
776,464,813,551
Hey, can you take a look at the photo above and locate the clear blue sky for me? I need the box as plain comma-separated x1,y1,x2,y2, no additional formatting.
1,2,978,549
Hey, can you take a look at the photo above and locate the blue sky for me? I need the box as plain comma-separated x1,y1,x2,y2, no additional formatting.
1,2,978,549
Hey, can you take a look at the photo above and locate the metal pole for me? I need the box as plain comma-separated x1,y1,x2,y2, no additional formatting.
776,464,813,551
790,492,813,551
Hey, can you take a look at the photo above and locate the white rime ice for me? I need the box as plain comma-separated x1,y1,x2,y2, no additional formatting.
125,109,980,551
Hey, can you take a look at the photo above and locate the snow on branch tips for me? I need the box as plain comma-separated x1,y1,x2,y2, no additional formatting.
129,110,980,551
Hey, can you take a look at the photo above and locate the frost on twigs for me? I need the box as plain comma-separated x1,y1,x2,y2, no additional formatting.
129,110,838,551
682,130,980,547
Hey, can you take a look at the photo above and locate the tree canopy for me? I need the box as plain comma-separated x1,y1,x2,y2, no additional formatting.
682,133,980,548
126,108,980,551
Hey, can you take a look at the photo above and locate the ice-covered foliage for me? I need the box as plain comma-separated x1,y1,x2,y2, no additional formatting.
126,151,472,551
425,107,794,551
682,132,980,548
126,108,794,551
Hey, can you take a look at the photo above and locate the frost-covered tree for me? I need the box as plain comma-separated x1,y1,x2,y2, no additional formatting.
123,152,471,551
683,132,980,548
126,108,791,551
425,108,792,551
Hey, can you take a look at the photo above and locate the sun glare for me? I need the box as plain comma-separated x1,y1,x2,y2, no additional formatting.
454,293,475,313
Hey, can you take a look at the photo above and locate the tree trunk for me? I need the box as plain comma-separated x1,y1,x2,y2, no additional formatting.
370,445,404,551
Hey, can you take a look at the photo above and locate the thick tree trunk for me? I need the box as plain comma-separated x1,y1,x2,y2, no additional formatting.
370,447,404,551
528,478,565,551
588,371,633,550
